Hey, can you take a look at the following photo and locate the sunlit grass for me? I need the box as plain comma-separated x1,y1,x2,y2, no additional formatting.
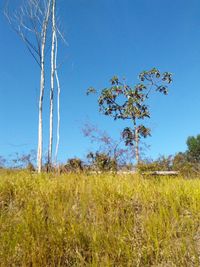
1,171,200,266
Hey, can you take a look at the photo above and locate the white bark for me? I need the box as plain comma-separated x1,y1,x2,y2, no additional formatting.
37,0,51,173
48,0,56,167
55,33,61,163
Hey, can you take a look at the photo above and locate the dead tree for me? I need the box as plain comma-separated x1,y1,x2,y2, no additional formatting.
4,0,52,172
48,0,56,167
48,0,65,166
54,32,61,164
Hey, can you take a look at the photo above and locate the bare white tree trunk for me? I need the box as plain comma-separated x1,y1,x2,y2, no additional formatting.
48,0,56,167
37,0,51,173
55,33,61,163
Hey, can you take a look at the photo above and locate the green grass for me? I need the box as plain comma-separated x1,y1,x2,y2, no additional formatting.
1,171,200,266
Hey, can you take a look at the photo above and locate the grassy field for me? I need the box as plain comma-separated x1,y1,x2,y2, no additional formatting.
1,171,200,266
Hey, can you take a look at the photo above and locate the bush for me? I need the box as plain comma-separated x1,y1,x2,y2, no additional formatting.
87,152,117,172
26,163,35,172
137,156,173,173
173,152,200,177
65,158,84,173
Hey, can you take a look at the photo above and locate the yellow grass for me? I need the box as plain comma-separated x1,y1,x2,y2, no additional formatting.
1,170,200,266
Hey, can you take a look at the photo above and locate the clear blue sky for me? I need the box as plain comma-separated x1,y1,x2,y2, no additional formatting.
0,0,200,163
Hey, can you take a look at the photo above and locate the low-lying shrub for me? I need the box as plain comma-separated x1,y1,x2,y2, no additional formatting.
173,152,200,177
137,156,173,173
87,152,117,172
64,158,84,172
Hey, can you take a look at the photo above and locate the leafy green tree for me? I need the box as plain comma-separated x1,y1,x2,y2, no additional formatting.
171,135,200,176
87,68,172,164
186,135,200,162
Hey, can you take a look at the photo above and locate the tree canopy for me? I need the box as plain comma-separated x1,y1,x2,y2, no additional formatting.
87,68,172,163
187,135,200,162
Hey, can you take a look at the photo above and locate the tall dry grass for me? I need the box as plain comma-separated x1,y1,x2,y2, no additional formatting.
1,170,200,266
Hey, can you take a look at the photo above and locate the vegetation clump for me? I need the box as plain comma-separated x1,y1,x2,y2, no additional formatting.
64,158,84,173
87,152,117,172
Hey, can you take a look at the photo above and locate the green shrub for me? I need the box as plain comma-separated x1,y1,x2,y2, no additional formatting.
137,156,173,173
173,152,200,177
87,152,117,172
65,158,84,172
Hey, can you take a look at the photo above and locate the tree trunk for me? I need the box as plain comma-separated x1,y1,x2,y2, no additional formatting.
37,0,51,173
48,0,56,167
55,33,61,163
133,120,139,165
135,127,139,164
